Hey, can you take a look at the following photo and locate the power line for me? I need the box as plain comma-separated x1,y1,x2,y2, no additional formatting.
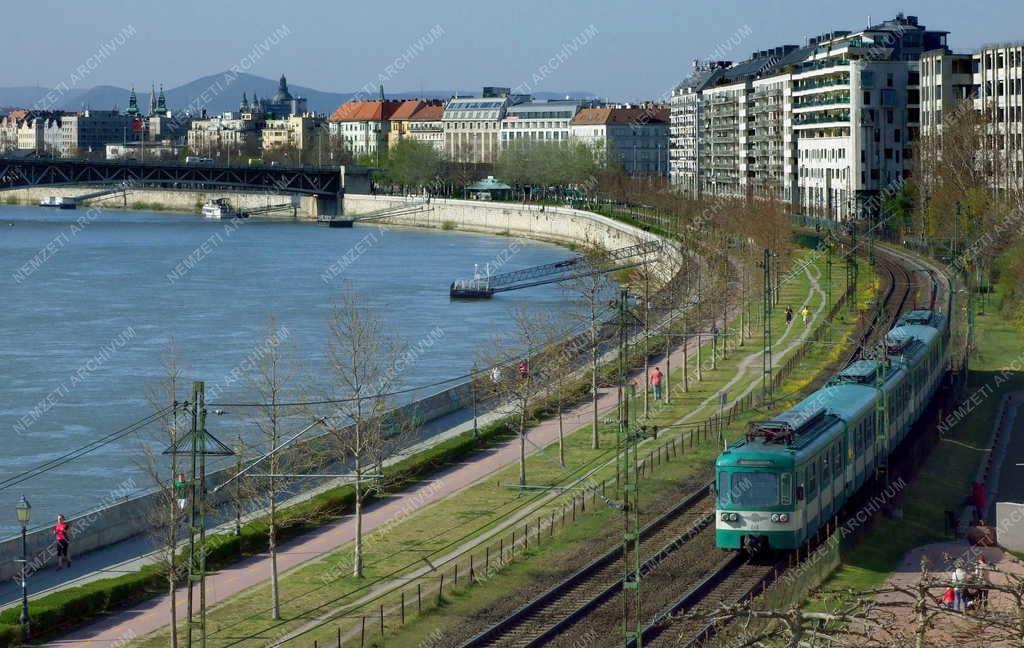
0,404,182,493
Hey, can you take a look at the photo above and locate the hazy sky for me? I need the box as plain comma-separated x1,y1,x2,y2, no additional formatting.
5,0,1023,100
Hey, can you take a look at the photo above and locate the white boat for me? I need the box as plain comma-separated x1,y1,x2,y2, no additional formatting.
40,196,75,208
201,198,245,219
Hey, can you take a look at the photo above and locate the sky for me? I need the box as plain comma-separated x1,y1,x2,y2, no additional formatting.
4,0,1024,101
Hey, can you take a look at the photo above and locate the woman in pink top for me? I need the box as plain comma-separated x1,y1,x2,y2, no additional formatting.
54,515,71,569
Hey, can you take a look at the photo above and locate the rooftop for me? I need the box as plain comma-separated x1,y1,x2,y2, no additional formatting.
571,107,669,126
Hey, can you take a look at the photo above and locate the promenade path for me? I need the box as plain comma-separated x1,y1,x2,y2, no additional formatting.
43,260,831,647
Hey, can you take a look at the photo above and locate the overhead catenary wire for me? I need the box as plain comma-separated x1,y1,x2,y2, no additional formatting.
0,403,183,493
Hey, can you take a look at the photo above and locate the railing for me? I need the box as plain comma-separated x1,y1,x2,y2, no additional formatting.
793,76,851,92
793,94,851,109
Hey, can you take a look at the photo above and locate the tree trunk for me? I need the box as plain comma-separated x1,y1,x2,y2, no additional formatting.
519,408,527,487
168,554,178,648
590,337,599,449
557,392,565,467
353,451,364,578
270,497,281,620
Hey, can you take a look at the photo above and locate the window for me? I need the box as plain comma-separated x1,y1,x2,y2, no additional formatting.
863,91,872,105
718,472,780,507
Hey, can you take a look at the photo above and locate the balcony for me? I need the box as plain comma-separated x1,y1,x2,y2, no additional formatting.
793,76,851,93
793,109,850,127
793,93,850,110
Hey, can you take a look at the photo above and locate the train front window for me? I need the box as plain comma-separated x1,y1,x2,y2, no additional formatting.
719,471,780,507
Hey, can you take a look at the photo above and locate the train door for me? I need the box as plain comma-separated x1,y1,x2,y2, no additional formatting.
845,425,854,494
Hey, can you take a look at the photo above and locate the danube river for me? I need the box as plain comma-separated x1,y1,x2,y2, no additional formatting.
0,206,574,535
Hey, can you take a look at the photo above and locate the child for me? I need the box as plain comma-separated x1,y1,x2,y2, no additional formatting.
942,586,955,609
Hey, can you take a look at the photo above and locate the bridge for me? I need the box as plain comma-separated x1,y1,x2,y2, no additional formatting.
0,157,346,196
449,239,662,298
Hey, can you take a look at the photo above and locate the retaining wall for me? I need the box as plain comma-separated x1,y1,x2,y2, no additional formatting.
344,194,682,282
0,186,321,219
0,196,680,581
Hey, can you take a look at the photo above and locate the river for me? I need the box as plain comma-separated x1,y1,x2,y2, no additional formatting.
0,206,576,535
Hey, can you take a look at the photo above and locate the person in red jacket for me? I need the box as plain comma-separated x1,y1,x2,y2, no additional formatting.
54,515,71,570
650,366,664,401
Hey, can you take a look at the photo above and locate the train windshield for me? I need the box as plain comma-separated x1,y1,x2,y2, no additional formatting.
718,471,780,508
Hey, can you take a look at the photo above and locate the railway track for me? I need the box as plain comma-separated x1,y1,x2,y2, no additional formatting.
633,243,951,648
456,485,715,648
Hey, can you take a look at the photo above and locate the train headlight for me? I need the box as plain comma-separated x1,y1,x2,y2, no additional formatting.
771,513,781,523
720,512,739,522
779,513,789,523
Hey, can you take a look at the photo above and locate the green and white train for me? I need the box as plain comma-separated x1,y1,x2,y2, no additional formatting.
715,309,949,552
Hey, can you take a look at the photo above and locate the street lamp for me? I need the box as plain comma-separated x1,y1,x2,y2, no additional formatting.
15,495,31,641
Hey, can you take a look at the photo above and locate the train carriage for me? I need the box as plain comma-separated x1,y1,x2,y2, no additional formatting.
715,308,949,552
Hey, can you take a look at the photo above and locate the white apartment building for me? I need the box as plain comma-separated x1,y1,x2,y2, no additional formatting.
187,112,263,156
327,100,402,159
919,43,1024,190
671,14,949,221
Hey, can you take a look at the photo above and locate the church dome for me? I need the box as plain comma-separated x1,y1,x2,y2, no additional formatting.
272,74,293,103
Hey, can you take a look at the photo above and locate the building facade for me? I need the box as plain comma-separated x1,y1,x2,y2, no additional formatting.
328,100,403,160
406,104,446,152
187,111,263,157
443,88,528,163
570,106,670,176
670,13,949,221
500,99,593,149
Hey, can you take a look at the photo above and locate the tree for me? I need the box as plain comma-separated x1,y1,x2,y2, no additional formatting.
322,288,402,578
562,245,613,449
241,317,299,619
479,305,562,486
140,340,189,648
382,139,444,191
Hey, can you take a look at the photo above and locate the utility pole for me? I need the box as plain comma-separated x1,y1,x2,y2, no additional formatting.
825,233,833,345
761,249,773,406
165,381,235,648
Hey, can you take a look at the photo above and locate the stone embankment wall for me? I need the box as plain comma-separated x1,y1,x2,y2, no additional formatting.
0,186,323,218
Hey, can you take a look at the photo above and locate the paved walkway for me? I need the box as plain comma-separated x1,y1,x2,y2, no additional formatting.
44,258,830,647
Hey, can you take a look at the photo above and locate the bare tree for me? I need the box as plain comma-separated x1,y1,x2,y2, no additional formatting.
479,305,562,486
322,288,403,578
240,317,298,620
140,340,189,648
562,244,612,449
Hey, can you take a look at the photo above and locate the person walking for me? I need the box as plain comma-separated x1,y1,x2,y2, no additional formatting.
54,514,71,570
951,561,968,612
801,305,810,326
785,306,794,327
973,555,991,610
650,366,663,401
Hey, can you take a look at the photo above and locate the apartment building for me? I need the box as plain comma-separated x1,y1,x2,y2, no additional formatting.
569,105,670,176
406,104,445,152
260,114,325,153
670,13,949,221
443,87,528,163
327,100,403,159
187,111,263,156
0,110,65,155
500,99,594,149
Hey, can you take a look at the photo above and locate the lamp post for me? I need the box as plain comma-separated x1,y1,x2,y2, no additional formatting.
16,495,31,641
234,437,243,537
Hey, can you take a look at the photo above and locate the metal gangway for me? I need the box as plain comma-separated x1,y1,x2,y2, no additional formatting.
352,201,433,222
449,239,662,298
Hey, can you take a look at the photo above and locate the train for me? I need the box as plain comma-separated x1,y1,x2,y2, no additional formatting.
715,308,950,551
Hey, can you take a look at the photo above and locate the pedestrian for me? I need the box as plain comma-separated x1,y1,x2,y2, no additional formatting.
951,561,968,612
942,586,956,609
518,359,529,379
801,305,810,326
785,306,794,326
972,481,988,522
54,514,71,570
650,366,663,401
974,555,991,610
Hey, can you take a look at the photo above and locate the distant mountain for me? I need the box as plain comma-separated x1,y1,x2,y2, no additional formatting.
0,73,598,115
